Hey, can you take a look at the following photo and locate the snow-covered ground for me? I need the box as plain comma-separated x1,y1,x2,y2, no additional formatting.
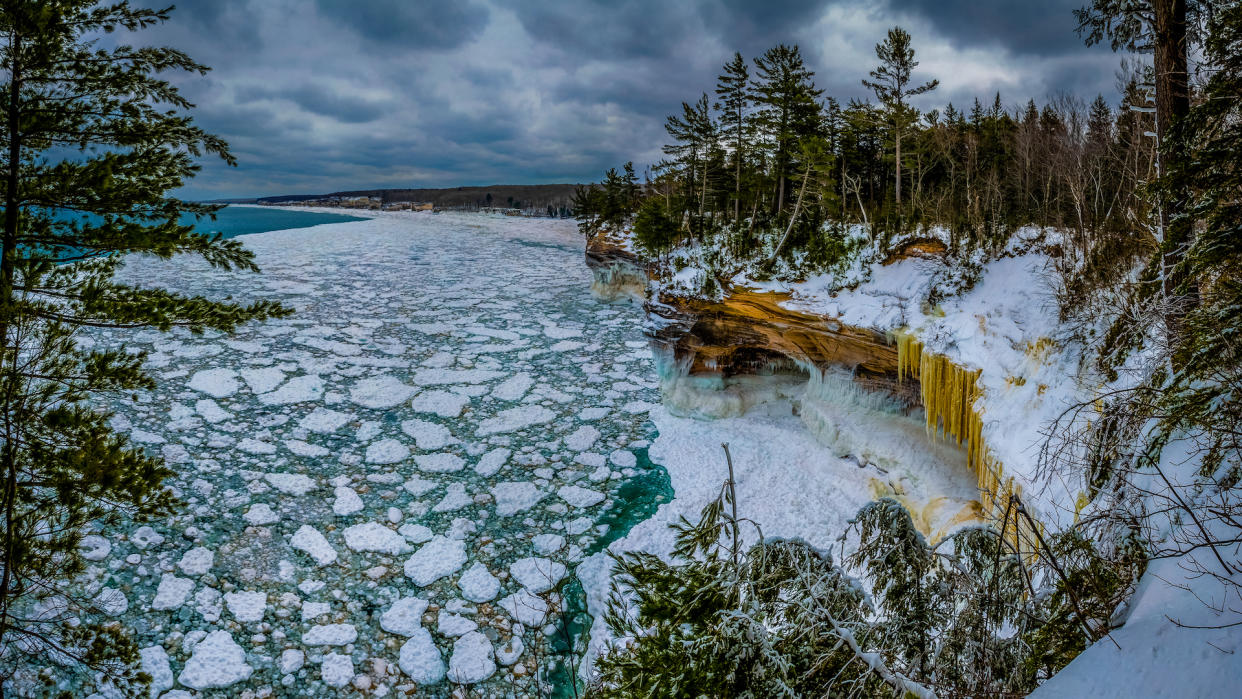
68,211,667,696
745,228,1084,529
576,392,983,676
627,224,1242,694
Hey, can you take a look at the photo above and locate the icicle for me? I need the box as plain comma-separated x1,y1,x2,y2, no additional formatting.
889,329,1041,558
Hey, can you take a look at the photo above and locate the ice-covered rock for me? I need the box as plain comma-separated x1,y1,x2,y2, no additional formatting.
447,631,496,684
491,481,545,516
178,630,252,689
242,503,279,525
187,369,239,398
264,472,316,496
139,645,173,697
475,405,556,436
350,375,416,409
400,418,458,450
365,438,410,464
398,628,445,684
321,652,354,688
404,536,467,586
558,484,605,508
177,547,214,576
410,389,470,418
333,486,364,516
224,591,266,623
343,522,413,555
290,525,338,566
509,557,566,594
79,534,111,561
303,623,358,646
151,574,194,610
457,562,500,603
380,596,429,636
414,452,466,473
498,589,551,626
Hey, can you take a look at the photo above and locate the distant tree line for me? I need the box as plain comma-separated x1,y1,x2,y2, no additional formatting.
259,184,580,215
575,27,1161,283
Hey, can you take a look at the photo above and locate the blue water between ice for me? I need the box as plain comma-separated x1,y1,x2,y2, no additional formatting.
186,205,367,238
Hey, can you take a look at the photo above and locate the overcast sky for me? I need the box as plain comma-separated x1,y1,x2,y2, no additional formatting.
134,0,1127,200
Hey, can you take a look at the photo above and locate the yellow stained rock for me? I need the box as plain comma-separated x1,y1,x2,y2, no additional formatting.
891,329,1041,559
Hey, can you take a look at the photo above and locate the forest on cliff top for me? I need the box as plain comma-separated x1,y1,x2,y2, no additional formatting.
577,2,1242,697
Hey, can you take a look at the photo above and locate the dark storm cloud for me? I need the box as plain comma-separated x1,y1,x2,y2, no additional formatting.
132,0,1135,199
237,84,394,124
314,0,490,49
886,0,1093,56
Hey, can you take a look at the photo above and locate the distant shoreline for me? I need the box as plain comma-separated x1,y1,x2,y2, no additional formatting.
206,183,587,213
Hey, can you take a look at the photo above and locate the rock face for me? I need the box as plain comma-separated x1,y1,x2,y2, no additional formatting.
585,231,648,304
585,232,995,542
586,234,919,420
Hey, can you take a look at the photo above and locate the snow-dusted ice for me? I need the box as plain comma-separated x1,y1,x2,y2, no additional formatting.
74,211,663,695
177,630,252,690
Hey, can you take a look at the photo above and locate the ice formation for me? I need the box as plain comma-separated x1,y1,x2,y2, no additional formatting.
56,210,664,695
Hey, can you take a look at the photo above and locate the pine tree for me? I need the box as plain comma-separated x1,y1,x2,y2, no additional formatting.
750,44,822,215
0,1,288,691
714,52,749,224
662,94,714,220
862,26,939,212
631,197,677,261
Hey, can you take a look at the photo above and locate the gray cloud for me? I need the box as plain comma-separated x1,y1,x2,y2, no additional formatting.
314,0,490,49
886,0,1095,56
124,0,1135,199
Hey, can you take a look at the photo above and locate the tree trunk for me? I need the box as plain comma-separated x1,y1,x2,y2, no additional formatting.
764,165,811,269
895,126,902,209
735,108,743,224
698,160,707,220
0,27,21,632
1153,0,1194,310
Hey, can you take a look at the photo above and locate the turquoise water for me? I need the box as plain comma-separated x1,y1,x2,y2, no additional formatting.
551,445,672,697
42,206,365,262
188,206,367,238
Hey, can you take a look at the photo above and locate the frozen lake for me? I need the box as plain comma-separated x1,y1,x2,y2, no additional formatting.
72,211,668,696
